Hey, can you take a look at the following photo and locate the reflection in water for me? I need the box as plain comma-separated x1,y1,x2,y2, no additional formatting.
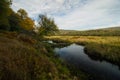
54,44,120,80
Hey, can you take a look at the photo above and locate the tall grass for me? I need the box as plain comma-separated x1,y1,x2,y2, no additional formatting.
46,36,120,66
0,32,88,80
0,33,59,80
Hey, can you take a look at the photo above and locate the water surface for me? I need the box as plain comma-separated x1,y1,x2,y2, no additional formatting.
54,44,120,80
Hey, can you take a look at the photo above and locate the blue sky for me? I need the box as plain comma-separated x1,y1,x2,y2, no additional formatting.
11,0,120,30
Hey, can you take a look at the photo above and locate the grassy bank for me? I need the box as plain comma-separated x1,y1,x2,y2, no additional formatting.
0,32,88,80
46,36,120,66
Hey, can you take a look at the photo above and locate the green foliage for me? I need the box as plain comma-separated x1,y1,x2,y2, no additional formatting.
0,0,11,18
38,14,59,36
0,0,12,30
8,10,23,31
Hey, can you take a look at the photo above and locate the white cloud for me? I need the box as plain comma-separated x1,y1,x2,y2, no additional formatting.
11,0,120,30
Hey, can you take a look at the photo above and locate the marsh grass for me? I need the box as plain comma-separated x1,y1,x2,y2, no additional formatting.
0,33,59,80
46,36,120,66
0,32,88,80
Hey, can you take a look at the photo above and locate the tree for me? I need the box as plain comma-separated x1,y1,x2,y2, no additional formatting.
17,8,28,19
8,10,23,31
38,14,59,36
0,0,12,30
20,17,35,31
17,9,35,31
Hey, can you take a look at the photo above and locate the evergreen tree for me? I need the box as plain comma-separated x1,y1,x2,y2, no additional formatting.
8,10,23,31
0,0,12,30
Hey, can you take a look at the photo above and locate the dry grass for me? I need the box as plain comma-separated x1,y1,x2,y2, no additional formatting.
0,33,59,80
46,36,120,65
0,32,84,80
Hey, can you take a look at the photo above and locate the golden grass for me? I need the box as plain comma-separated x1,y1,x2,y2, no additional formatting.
0,34,58,80
46,36,120,45
0,32,85,80
46,36,120,65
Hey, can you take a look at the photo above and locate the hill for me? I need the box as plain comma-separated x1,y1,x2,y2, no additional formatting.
58,27,120,36
100,26,120,30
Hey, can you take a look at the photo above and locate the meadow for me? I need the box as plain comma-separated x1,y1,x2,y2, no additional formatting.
1,0,119,79
46,36,120,66
0,31,88,80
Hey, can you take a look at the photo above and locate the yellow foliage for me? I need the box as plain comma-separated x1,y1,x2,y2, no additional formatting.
20,17,35,31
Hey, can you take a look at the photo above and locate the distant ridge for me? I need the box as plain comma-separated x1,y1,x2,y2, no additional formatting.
58,26,120,36
98,26,120,30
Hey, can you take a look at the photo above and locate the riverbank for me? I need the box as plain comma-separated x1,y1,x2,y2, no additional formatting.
0,31,88,80
46,36,120,67
54,44,120,80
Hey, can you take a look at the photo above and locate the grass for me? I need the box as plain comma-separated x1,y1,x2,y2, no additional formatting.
46,36,120,66
0,32,87,80
1,32,119,80
0,32,58,80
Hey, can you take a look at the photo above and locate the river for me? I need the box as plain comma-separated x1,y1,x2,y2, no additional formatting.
54,43,120,80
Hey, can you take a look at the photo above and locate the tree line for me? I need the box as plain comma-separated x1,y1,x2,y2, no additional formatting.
0,0,58,36
56,28,120,36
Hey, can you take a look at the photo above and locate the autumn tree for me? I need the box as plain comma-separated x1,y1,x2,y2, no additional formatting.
0,1,34,32
38,14,59,36
17,9,35,31
17,8,28,19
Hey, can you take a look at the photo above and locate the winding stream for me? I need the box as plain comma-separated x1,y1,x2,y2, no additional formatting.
54,44,120,80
